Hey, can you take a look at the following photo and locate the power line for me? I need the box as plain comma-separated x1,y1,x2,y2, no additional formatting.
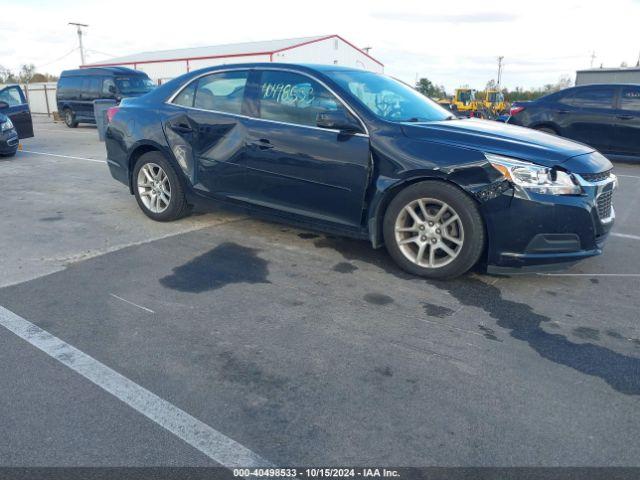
36,47,79,69
86,48,117,58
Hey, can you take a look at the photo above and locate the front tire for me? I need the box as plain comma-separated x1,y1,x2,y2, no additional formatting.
383,181,485,279
132,151,191,222
63,109,78,128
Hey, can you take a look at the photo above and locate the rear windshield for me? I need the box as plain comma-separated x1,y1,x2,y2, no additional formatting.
115,77,155,94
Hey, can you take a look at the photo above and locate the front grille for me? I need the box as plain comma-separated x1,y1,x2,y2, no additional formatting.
597,189,613,219
581,170,611,183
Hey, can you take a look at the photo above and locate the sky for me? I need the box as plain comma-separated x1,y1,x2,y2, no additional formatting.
1,0,639,91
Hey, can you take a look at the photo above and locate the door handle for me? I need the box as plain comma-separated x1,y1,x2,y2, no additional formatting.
617,114,634,120
556,109,569,114
170,122,193,134
253,138,274,150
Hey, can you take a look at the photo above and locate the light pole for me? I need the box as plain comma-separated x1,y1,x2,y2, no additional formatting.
497,56,504,89
69,22,88,65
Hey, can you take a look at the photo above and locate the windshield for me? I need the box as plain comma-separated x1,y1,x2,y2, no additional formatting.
458,90,473,104
115,77,155,95
326,70,453,122
488,92,504,102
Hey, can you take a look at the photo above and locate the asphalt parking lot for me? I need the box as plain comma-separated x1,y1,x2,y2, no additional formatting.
1,116,640,467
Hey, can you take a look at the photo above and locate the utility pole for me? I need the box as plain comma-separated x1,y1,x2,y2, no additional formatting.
69,22,88,65
496,56,504,89
590,51,596,68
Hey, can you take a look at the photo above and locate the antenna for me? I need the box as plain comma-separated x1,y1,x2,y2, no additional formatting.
590,51,596,68
69,22,89,65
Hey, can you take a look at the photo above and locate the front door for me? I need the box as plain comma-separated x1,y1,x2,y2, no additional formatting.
611,85,640,157
161,69,251,199
242,69,371,227
0,85,33,138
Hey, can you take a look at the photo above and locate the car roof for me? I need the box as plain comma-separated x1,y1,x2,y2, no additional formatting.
60,67,147,76
571,83,640,88
185,62,373,76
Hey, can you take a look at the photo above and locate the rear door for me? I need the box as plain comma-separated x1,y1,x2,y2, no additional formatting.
0,85,33,138
162,69,251,199
559,86,616,151
611,85,640,157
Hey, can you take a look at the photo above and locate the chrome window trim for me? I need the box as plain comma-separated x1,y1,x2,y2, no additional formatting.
165,66,369,137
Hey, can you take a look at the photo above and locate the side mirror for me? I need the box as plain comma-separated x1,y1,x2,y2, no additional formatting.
108,85,116,94
317,110,362,133
0,101,9,110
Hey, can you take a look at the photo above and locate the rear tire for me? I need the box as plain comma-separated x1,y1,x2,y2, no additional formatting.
63,109,78,128
383,181,485,279
132,151,191,222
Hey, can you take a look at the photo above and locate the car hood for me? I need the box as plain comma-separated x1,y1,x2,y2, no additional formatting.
402,118,595,167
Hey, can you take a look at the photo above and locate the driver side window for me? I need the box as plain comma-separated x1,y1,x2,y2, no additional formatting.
103,79,116,96
257,70,343,127
0,87,24,106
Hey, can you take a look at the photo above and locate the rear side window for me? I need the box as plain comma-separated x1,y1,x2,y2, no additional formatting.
0,86,24,106
173,81,197,107
190,71,248,114
257,70,342,127
620,86,640,111
569,87,614,109
58,77,83,95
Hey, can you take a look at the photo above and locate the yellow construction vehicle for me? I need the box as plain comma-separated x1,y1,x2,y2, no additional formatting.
452,88,480,115
483,90,509,115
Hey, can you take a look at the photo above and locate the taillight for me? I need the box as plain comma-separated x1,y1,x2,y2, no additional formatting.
106,106,120,123
510,106,525,116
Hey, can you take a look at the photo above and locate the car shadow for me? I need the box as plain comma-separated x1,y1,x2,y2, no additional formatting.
305,234,640,396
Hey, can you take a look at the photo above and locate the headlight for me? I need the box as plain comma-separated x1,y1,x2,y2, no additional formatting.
485,153,581,195
1,117,14,132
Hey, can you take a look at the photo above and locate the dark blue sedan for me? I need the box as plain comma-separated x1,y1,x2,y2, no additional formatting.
104,64,617,278
508,84,640,162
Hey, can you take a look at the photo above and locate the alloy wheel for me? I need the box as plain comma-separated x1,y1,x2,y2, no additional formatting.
394,198,464,268
137,162,171,214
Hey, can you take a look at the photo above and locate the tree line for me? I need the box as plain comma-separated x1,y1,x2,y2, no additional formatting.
0,64,59,84
415,75,574,102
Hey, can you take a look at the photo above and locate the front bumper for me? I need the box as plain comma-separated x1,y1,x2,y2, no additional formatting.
0,129,18,154
482,171,616,272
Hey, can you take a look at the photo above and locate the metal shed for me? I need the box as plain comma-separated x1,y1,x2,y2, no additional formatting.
81,35,384,84
576,67,640,85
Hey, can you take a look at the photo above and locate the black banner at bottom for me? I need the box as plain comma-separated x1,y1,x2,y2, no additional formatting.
0,468,639,480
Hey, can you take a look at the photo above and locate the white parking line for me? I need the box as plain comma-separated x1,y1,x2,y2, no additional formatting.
536,273,640,277
35,128,96,134
617,174,640,179
109,293,155,314
19,149,106,164
612,232,640,241
0,305,272,468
